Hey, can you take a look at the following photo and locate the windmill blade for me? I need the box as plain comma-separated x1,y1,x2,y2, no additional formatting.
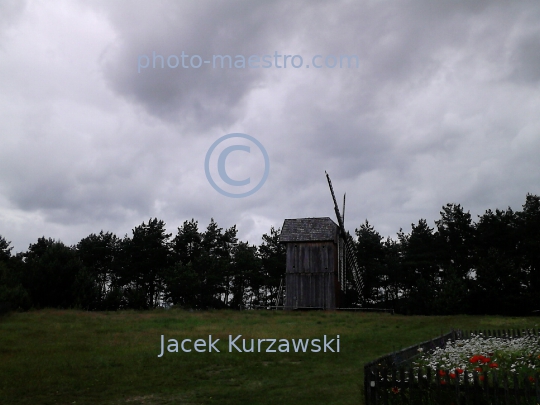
344,233,364,296
342,192,346,288
342,193,346,225
325,172,364,301
325,171,346,232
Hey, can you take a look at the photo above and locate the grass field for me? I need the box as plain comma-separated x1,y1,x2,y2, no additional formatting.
1,309,539,405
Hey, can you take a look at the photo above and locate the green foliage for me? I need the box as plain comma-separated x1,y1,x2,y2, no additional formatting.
22,237,92,309
435,267,469,315
0,261,31,311
257,226,286,306
435,203,475,278
354,194,540,316
121,218,172,309
355,220,385,306
77,231,123,310
0,238,31,311
163,261,200,308
0,236,13,262
0,310,538,405
229,242,260,309
398,219,438,314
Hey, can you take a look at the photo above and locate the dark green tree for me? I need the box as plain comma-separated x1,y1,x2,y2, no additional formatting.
229,242,260,309
472,208,522,314
171,219,202,266
516,194,540,311
197,219,237,308
121,218,172,309
22,237,96,309
355,220,385,306
0,236,13,262
167,219,203,308
398,219,439,314
163,261,199,308
380,237,403,309
473,247,522,315
0,237,31,311
77,231,123,310
168,219,237,309
434,265,469,315
257,227,286,307
433,204,475,314
435,203,476,278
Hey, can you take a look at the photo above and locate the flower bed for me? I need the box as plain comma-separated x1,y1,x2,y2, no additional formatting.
364,329,540,405
412,332,540,384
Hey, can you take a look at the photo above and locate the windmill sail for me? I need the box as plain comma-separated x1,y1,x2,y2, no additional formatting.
325,172,364,302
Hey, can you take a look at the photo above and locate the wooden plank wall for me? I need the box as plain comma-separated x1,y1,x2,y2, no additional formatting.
285,242,338,309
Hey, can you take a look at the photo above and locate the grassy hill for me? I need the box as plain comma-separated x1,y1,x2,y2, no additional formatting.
1,309,538,405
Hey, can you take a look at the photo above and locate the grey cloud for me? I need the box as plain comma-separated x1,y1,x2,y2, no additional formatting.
1,0,540,252
509,33,540,83
99,0,308,131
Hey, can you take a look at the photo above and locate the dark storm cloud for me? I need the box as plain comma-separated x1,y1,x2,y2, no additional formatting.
1,0,540,252
99,0,309,131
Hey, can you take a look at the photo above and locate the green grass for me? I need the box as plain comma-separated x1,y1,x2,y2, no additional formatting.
0,309,539,405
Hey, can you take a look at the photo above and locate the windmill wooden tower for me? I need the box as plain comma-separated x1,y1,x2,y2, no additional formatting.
279,172,364,309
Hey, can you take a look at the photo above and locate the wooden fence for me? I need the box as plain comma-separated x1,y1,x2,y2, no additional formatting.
364,329,540,405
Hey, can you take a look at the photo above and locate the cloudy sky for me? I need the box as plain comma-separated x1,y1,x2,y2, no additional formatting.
1,0,539,253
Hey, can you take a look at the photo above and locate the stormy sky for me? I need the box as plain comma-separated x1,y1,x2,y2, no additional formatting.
1,0,539,253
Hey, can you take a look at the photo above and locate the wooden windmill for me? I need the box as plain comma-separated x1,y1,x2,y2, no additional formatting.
279,172,364,309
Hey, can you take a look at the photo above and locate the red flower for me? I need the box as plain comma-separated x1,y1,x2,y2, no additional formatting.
438,370,446,376
479,375,485,382
529,376,535,383
449,372,456,379
470,355,490,364
474,367,483,372
440,380,447,385
455,368,464,374
489,363,498,368
392,386,400,394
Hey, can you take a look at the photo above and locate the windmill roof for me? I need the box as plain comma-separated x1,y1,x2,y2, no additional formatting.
279,217,340,243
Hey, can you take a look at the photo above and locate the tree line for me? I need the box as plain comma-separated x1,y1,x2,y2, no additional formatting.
356,194,540,316
0,193,538,315
0,219,285,311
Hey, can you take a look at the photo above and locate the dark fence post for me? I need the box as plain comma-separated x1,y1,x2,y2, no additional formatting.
513,373,519,404
483,370,488,397
502,371,509,404
398,367,405,402
492,369,499,405
364,364,371,405
426,367,432,401
536,372,540,403
454,367,460,405
382,367,388,405
463,370,470,405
